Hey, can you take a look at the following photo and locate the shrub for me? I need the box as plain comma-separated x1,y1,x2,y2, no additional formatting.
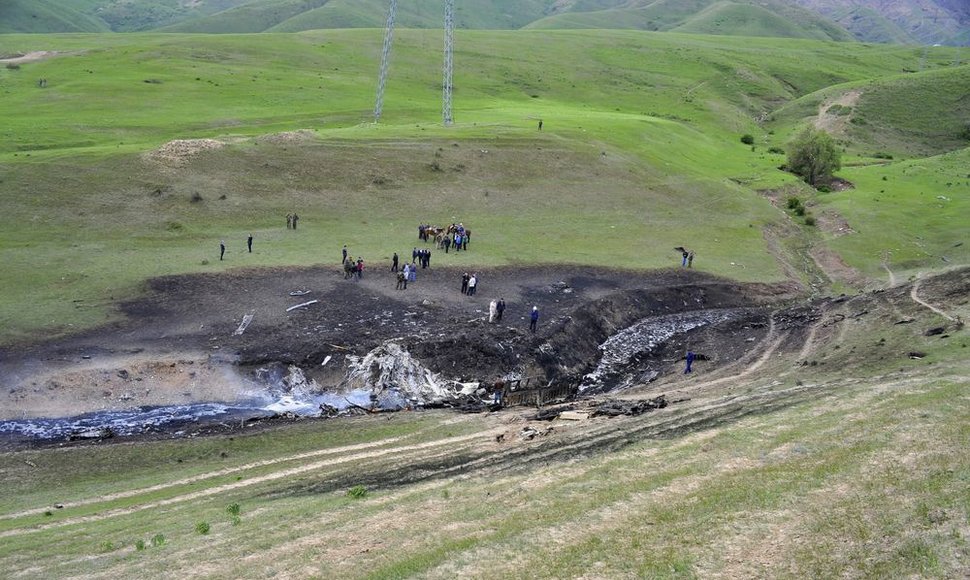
135,539,146,551
767,146,785,155
740,134,755,145
189,192,203,203
5,63,20,70
150,533,166,547
347,485,368,499
786,197,802,210
195,521,210,535
817,185,832,193
99,541,115,552
226,503,241,517
786,127,841,186
804,215,816,226
793,205,806,216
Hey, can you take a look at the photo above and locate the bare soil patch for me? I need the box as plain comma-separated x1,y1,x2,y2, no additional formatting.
0,265,791,423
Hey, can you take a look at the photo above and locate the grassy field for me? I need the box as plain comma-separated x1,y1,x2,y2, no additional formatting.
0,30,967,343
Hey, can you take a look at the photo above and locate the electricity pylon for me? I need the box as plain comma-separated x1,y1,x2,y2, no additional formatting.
373,0,455,126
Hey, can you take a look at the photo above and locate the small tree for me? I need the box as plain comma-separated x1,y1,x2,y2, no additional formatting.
786,127,841,187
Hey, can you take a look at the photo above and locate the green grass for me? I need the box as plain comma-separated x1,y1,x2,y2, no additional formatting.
0,30,968,341
824,148,970,278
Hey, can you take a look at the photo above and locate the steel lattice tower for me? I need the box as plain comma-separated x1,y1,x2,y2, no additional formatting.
442,0,455,126
373,0,398,122
374,0,455,126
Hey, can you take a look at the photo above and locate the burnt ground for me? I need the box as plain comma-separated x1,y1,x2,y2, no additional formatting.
0,264,800,426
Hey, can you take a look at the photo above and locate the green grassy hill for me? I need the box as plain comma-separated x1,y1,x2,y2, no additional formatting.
0,0,108,34
671,2,834,40
527,0,854,41
770,63,970,158
0,30,967,341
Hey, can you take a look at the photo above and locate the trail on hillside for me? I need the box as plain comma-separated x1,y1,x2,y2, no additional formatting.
910,274,958,322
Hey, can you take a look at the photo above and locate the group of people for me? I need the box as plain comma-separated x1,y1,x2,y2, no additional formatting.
417,222,471,254
460,272,478,295
218,234,254,261
285,213,300,229
395,263,418,289
342,255,364,280
411,247,432,269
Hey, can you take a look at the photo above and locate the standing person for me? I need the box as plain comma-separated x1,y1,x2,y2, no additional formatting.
461,272,470,294
529,306,539,333
412,247,418,264
286,213,293,229
292,214,299,229
391,252,399,272
342,245,348,264
402,263,410,284
538,119,543,131
489,300,498,323
396,270,406,290
356,257,364,280
220,240,226,261
687,251,695,268
684,350,695,374
247,234,253,253
443,236,451,253
408,262,417,283
454,233,462,252
682,249,689,267
496,298,506,321
467,274,478,296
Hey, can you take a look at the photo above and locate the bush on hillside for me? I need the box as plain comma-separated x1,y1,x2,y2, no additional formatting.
767,146,785,155
786,127,841,187
740,134,755,145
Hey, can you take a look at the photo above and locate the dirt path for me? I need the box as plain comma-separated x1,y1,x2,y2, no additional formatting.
910,274,957,322
0,51,61,65
814,89,862,135
883,261,897,287
0,435,414,521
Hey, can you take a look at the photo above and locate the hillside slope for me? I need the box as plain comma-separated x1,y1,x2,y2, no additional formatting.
3,0,970,45
791,0,970,45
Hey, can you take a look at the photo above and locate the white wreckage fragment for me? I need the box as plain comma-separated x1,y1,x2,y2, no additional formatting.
340,341,465,408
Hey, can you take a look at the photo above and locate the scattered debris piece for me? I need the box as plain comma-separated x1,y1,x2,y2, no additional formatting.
924,326,946,336
67,427,114,441
286,300,319,312
591,395,668,417
558,410,590,421
520,426,554,440
909,352,926,359
289,290,312,296
233,313,254,335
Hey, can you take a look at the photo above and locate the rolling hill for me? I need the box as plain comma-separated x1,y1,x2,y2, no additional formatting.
2,0,969,45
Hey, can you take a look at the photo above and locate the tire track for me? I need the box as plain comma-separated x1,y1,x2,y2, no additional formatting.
0,429,501,539
0,436,411,522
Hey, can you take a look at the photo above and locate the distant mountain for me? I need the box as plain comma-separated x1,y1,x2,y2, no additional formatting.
790,0,970,45
1,0,968,45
